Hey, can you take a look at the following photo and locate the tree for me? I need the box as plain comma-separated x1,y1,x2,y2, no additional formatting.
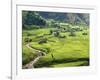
67,13,76,25
38,38,47,44
82,32,88,35
69,29,76,36
69,31,76,36
22,11,28,28
53,31,60,37
49,30,53,35
24,37,32,43
22,11,46,29
51,53,55,61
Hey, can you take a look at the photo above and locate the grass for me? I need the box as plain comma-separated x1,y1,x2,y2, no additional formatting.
22,24,89,68
51,61,89,67
22,45,37,65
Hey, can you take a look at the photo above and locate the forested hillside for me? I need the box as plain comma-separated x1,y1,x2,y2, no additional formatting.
38,12,89,25
22,11,89,29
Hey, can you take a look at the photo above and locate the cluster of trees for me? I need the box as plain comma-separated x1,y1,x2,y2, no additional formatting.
22,11,46,29
38,38,47,44
24,37,32,43
49,25,88,37
22,11,89,30
49,29,66,38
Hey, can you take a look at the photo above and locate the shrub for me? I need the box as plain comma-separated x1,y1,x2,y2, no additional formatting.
72,28,79,31
27,33,32,36
24,37,32,42
58,35,66,38
82,32,88,35
49,30,53,35
70,28,83,32
36,35,44,38
65,29,71,32
39,48,50,53
69,31,76,36
80,29,83,31
38,38,47,44
52,22,60,28
53,31,60,37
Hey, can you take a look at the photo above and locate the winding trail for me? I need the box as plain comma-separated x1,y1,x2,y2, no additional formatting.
22,43,46,69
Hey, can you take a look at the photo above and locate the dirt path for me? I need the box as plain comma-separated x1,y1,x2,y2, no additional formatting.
22,43,46,69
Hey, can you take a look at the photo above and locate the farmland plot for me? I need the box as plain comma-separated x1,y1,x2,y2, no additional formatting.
22,11,89,69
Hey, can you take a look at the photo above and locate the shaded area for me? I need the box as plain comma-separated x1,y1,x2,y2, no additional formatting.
34,57,89,68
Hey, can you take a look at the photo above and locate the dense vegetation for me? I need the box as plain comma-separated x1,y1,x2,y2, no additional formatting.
22,11,89,69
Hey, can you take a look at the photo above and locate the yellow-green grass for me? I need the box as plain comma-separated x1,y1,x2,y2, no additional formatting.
22,26,89,68
50,61,88,67
22,45,37,66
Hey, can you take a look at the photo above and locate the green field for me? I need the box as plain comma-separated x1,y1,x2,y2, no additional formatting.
22,25,89,68
22,11,89,69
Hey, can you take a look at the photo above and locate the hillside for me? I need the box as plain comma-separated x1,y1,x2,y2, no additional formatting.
22,11,89,27
38,12,89,25
22,10,89,69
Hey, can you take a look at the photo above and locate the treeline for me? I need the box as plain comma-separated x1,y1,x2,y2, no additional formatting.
22,11,89,29
38,12,89,26
22,11,46,29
